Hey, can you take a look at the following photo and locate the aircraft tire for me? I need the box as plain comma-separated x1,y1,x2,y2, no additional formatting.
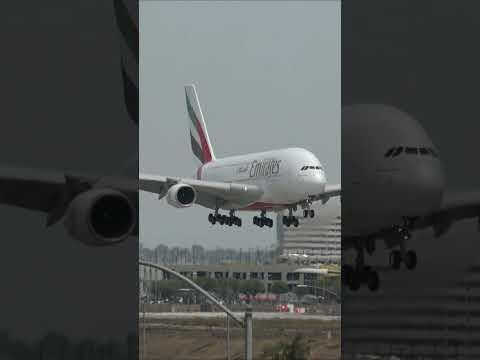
367,270,380,292
404,250,417,270
310,209,315,218
293,218,299,227
303,210,308,218
342,265,354,286
389,250,402,270
349,273,361,291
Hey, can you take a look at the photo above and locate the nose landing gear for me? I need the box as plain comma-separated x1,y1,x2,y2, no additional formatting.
388,225,417,270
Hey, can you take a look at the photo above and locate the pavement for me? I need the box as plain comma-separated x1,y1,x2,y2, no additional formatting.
142,311,340,321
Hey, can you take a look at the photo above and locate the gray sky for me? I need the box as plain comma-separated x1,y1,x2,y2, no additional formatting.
140,0,340,249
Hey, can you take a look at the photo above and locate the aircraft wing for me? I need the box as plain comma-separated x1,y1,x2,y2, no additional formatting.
139,173,264,208
311,184,341,204
343,189,480,247
413,189,480,236
0,166,138,226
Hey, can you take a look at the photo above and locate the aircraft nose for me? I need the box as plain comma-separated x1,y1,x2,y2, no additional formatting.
306,171,327,194
401,161,445,215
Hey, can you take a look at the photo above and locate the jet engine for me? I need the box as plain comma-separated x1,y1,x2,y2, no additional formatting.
166,184,196,208
63,189,136,246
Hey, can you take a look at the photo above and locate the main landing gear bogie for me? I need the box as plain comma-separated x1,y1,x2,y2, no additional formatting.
253,216,273,228
253,210,273,228
208,211,242,227
283,206,300,227
342,264,380,292
389,249,417,270
283,215,299,227
303,209,315,218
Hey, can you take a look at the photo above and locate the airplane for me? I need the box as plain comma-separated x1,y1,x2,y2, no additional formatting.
139,84,341,229
342,104,480,292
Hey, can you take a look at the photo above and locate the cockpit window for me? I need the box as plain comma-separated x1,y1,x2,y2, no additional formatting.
386,146,439,158
384,147,396,157
301,165,322,171
392,147,404,157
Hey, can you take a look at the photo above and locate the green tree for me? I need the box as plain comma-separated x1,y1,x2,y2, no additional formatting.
271,281,289,295
262,334,310,360
240,279,264,296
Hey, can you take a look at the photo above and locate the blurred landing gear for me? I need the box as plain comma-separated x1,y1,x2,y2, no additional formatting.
284,207,299,227
303,209,315,218
253,210,273,228
365,238,376,255
389,249,417,270
388,224,417,270
208,210,242,227
343,246,380,292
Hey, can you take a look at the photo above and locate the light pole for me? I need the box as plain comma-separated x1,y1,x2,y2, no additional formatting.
140,261,252,360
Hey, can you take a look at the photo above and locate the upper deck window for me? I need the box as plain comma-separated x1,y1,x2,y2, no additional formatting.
419,147,429,155
405,147,418,154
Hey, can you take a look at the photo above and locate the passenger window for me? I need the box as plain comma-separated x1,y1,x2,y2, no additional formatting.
420,147,429,155
392,147,403,157
405,147,418,154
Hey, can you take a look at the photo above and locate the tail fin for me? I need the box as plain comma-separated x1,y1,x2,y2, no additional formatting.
185,84,216,164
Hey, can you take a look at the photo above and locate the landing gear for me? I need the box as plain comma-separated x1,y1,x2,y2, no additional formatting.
208,210,242,227
389,249,417,270
343,246,380,292
303,209,315,218
253,210,273,228
283,207,299,227
388,224,417,270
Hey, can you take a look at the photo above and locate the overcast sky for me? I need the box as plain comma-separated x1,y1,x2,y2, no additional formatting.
140,0,340,249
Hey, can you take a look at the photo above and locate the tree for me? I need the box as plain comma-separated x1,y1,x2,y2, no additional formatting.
271,281,289,295
240,280,264,296
262,335,310,360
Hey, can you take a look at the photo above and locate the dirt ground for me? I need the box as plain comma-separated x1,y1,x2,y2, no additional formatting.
140,317,340,360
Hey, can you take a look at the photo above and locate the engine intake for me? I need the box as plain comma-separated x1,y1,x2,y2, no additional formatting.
64,189,136,246
166,184,196,208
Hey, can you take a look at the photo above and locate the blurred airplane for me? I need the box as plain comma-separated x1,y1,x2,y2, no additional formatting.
342,104,480,291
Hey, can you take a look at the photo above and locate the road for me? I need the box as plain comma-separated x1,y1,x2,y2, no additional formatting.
142,312,340,321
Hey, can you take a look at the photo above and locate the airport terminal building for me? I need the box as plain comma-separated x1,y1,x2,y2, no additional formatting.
276,198,341,264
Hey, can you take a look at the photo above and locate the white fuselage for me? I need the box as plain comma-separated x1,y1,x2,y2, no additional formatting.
196,147,326,211
343,104,480,290
342,105,445,239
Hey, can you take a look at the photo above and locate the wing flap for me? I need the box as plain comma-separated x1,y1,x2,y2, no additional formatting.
139,173,263,206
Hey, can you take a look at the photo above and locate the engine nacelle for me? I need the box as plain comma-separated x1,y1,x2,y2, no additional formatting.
166,184,196,208
64,188,136,246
